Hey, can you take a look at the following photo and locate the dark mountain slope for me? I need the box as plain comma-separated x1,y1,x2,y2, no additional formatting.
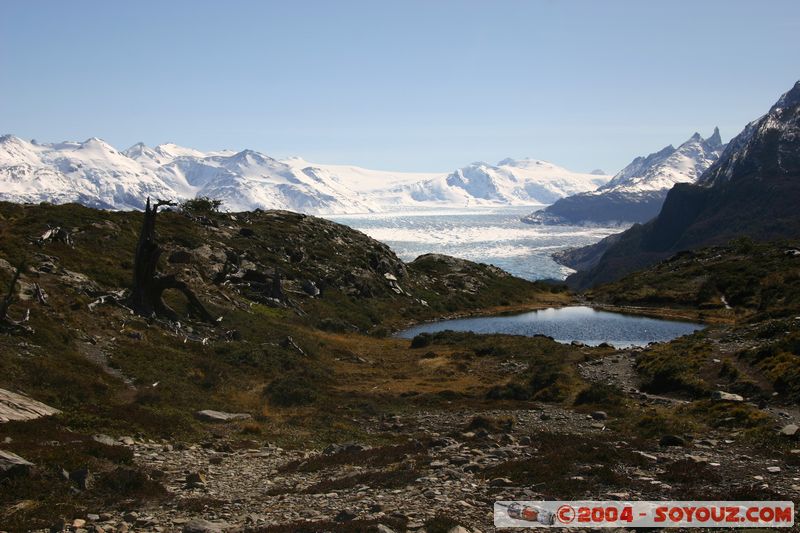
563,80,800,289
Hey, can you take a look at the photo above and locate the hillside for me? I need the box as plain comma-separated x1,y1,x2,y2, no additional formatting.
561,81,800,289
0,200,573,528
523,129,724,226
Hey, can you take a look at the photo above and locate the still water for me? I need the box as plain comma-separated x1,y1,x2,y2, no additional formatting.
396,306,704,348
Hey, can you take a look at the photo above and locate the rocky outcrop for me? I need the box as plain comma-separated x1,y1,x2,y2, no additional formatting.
0,388,60,423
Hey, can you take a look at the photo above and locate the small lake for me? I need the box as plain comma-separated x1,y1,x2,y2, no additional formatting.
396,306,704,348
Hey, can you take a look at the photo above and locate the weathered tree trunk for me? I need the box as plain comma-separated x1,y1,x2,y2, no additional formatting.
130,198,214,322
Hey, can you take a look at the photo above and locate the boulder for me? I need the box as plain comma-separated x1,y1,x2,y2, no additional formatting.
711,390,744,402
591,411,608,420
195,410,252,422
780,424,799,438
0,388,60,423
168,250,192,264
301,280,320,297
0,449,34,475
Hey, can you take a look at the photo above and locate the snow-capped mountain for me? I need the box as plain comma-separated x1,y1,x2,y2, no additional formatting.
523,129,725,226
378,159,609,207
562,80,800,289
0,136,375,213
0,135,609,213
0,135,175,210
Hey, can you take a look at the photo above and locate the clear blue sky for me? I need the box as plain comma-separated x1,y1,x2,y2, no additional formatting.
1,1,798,173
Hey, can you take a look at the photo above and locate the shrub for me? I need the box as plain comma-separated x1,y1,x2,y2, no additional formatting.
181,197,223,215
266,374,317,406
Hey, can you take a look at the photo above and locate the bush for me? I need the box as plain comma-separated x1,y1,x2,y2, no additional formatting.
181,197,223,215
410,333,433,349
266,374,317,406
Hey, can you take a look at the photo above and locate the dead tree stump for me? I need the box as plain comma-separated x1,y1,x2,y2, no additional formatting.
129,198,213,322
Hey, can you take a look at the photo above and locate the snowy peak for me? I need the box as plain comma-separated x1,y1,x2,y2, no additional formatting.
600,129,726,194
706,126,723,148
524,129,726,226
393,159,610,207
700,81,800,187
0,134,611,213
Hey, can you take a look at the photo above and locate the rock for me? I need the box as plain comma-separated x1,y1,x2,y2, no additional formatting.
323,442,366,455
69,467,93,490
539,413,552,421
168,250,192,264
92,434,117,446
0,388,60,422
334,509,357,522
195,410,252,422
447,527,470,533
72,519,87,528
0,449,34,475
634,451,658,461
591,411,608,420
659,435,686,447
238,227,255,238
779,424,799,438
120,436,135,445
490,477,514,487
186,471,207,486
376,526,397,533
711,391,744,402
301,280,320,297
767,466,782,473
183,519,229,533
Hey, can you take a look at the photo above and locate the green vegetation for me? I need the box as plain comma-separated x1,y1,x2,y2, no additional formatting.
587,239,800,322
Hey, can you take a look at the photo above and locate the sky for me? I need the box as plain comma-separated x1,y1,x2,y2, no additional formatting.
1,1,798,173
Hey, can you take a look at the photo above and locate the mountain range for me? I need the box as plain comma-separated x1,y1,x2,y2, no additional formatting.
523,129,726,226
0,136,610,214
560,80,800,289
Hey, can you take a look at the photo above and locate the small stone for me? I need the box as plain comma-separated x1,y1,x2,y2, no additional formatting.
659,435,686,447
186,471,207,486
780,424,799,438
448,527,471,533
72,519,87,528
635,451,658,461
490,477,514,487
334,509,357,522
92,434,117,446
376,526,396,533
591,411,608,420
195,410,252,422
767,466,782,473
711,390,744,402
